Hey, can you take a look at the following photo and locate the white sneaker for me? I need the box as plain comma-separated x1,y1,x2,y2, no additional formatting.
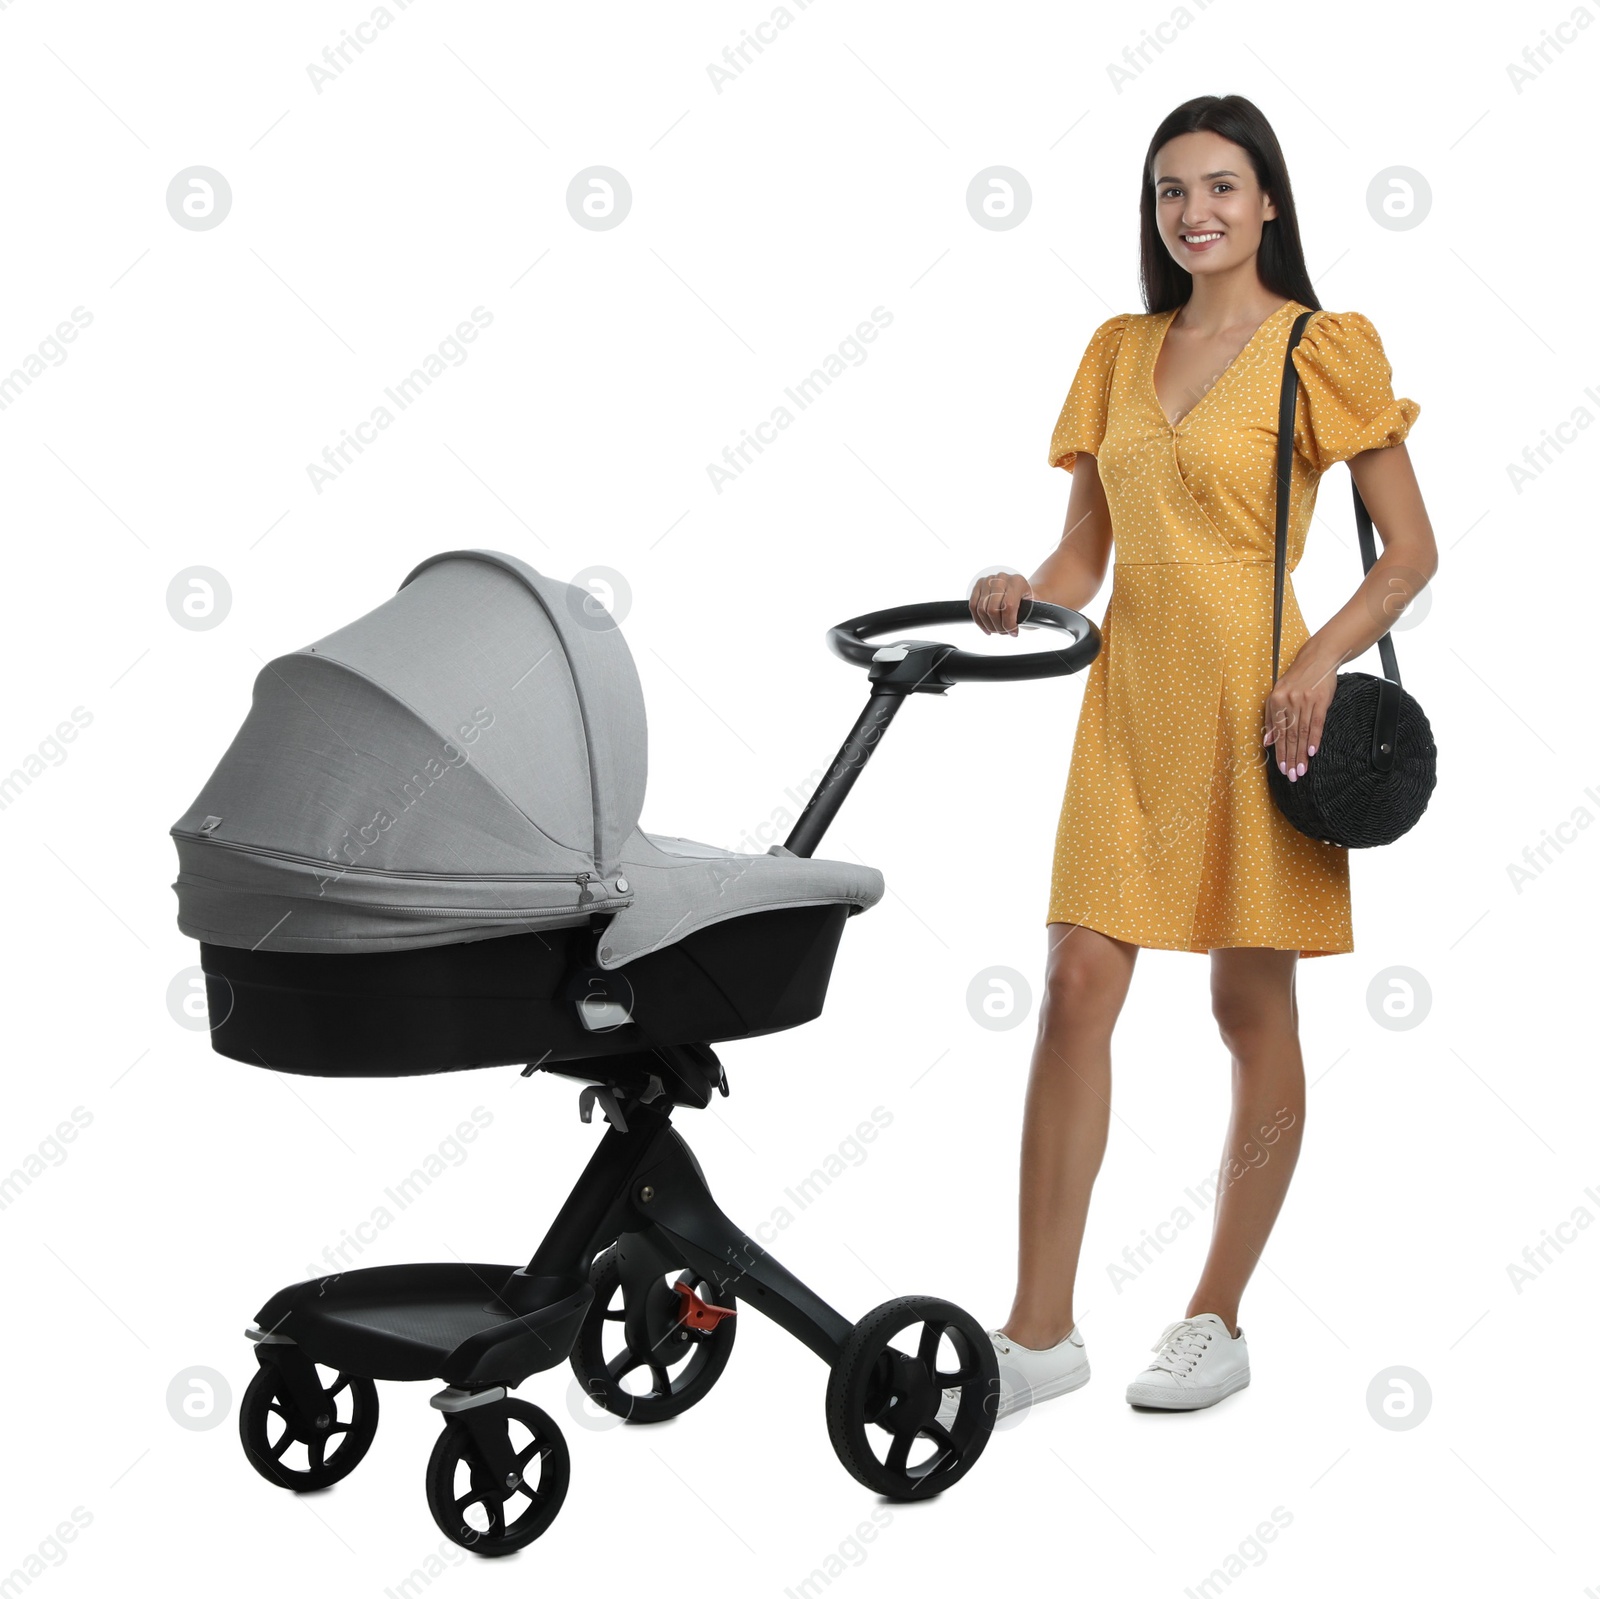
1125,1312,1250,1410
939,1325,1089,1425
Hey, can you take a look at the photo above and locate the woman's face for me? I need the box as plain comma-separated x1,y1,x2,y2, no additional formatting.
1151,130,1277,279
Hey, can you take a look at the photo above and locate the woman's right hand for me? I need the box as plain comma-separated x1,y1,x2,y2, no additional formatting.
968,570,1034,637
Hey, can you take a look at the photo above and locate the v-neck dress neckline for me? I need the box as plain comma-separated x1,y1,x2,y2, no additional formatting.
1149,299,1296,431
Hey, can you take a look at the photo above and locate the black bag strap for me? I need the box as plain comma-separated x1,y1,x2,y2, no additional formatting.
1274,309,1401,690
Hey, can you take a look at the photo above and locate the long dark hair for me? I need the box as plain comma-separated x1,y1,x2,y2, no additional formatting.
1138,96,1320,314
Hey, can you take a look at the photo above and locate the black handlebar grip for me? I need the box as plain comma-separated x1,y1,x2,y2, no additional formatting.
826,599,1099,683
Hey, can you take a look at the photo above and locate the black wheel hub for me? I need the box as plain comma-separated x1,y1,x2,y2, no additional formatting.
864,1348,940,1434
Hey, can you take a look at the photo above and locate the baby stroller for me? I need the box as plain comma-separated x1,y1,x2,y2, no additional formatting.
171,549,1097,1555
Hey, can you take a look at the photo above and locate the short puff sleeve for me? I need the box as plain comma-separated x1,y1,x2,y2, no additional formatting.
1291,310,1419,475
1048,313,1129,472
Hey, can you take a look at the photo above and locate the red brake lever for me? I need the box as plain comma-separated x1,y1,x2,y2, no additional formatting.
673,1280,736,1332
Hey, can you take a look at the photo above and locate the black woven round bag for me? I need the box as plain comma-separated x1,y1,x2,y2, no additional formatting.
1265,311,1438,850
1264,668,1437,848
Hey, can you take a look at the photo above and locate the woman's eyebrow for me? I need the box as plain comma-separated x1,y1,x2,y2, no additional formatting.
1154,170,1241,183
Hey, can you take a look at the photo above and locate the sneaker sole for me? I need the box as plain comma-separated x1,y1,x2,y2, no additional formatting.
995,1362,1091,1419
1125,1367,1250,1411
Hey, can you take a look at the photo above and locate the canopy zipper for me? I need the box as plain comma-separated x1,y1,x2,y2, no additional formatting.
173,829,597,887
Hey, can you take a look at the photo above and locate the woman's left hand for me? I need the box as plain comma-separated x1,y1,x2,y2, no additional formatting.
1262,647,1339,783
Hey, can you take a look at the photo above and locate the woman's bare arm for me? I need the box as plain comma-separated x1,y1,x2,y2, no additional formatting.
1301,442,1438,674
1264,441,1438,778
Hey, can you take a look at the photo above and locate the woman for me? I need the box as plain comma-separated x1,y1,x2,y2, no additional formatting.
968,95,1437,1416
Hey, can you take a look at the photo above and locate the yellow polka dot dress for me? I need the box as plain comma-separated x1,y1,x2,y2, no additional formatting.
1045,301,1419,957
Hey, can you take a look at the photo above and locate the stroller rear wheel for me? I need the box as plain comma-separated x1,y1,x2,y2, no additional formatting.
825,1295,997,1499
239,1359,379,1492
425,1396,569,1557
570,1240,738,1423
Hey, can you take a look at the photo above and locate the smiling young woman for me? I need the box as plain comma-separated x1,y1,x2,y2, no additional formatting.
963,94,1437,1420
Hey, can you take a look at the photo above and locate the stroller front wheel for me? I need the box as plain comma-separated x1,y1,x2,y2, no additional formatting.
425,1396,570,1557
239,1360,379,1492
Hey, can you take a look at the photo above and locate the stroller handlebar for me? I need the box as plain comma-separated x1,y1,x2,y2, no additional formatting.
825,598,1100,684
782,598,1101,858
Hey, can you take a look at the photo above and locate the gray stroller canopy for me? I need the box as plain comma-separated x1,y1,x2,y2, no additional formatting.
171,550,883,967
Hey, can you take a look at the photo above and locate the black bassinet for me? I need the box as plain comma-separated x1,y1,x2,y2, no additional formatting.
171,550,884,1079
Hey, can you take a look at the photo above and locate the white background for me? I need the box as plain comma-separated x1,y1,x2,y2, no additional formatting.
1,2,1593,1594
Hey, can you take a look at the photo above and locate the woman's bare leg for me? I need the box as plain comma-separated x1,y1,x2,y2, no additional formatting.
1186,947,1306,1336
1002,921,1140,1348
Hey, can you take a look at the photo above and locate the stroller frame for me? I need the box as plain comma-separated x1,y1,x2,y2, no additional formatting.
237,646,1014,1555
